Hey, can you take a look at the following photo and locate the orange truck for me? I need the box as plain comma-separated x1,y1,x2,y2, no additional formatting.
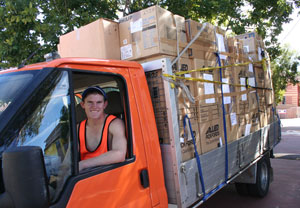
0,57,280,207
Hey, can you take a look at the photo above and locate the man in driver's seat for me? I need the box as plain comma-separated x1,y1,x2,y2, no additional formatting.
78,86,127,172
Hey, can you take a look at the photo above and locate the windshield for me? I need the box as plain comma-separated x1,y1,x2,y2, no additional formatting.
0,70,73,202
0,71,38,116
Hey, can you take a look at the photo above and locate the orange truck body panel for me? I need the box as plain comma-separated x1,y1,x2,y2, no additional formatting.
7,58,168,207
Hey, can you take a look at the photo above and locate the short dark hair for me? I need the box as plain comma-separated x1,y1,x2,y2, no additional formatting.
81,86,107,101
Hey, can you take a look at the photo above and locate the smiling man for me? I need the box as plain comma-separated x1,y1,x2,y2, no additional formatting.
78,86,127,172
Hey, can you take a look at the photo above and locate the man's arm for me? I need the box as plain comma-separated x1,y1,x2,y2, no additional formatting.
79,118,127,172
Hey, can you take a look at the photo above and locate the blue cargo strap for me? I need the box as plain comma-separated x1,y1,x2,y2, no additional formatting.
183,115,206,199
215,52,229,181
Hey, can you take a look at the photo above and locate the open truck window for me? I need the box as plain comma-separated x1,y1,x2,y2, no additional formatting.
72,71,132,158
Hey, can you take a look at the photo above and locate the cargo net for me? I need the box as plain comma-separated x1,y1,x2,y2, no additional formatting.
145,69,170,144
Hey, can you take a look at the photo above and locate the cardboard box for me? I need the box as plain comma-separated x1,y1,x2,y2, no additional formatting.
180,122,201,161
185,20,216,43
179,107,201,161
197,103,222,123
193,58,221,101
58,18,120,59
199,118,225,154
219,66,238,114
237,113,252,138
266,105,275,124
233,66,250,91
185,20,228,59
225,113,239,142
254,66,265,88
249,109,261,133
248,90,259,111
227,37,244,56
235,32,265,62
265,89,275,105
119,6,188,60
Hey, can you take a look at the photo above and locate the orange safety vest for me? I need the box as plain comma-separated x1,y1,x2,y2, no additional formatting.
78,115,116,160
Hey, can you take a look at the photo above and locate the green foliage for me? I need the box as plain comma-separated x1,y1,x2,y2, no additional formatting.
271,45,300,103
0,0,118,68
0,0,43,68
0,0,299,72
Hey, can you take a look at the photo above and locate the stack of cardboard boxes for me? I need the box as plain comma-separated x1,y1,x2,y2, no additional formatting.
57,5,276,162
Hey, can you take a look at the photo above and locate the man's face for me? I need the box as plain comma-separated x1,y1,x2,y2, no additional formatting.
81,93,107,119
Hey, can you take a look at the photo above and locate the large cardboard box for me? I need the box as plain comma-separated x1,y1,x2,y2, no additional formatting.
237,113,252,138
179,116,201,161
186,20,216,43
185,20,228,59
119,6,188,60
254,66,265,88
249,109,261,133
58,18,120,59
199,118,225,154
235,32,265,62
225,113,239,142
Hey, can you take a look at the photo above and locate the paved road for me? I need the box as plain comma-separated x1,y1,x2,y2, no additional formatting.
200,118,300,208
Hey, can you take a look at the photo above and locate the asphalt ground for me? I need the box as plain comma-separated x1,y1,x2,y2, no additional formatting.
200,119,300,208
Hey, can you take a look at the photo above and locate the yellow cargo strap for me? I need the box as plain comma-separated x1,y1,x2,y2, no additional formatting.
163,58,272,90
173,58,267,76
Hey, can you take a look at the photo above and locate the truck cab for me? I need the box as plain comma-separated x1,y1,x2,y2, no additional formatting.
0,58,168,207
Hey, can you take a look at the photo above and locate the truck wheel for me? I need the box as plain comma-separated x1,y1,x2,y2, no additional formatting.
235,183,249,196
248,156,270,197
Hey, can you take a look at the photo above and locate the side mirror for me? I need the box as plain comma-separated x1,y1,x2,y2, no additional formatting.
0,146,49,208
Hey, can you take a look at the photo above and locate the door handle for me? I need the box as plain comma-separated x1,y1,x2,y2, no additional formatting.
140,169,149,188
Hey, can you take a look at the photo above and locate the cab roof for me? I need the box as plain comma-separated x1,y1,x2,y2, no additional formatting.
0,58,142,74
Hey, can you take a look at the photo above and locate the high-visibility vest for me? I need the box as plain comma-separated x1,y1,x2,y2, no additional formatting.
78,115,116,160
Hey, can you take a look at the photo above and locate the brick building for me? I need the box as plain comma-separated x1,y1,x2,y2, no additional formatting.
277,76,300,118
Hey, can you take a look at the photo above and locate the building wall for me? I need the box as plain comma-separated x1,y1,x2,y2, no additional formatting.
277,77,300,119
284,84,299,106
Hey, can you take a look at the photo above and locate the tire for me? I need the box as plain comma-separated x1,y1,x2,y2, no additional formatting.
235,183,249,196
248,156,271,197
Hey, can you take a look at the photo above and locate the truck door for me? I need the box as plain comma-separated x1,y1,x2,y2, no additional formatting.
0,67,153,208
64,68,152,207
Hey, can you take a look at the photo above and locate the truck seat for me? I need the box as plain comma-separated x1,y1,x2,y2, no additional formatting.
104,91,123,119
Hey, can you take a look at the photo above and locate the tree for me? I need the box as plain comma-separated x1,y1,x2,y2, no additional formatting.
0,0,118,68
0,0,43,68
0,0,299,68
271,45,300,103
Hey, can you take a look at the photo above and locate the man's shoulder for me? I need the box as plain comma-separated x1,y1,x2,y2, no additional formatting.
109,116,124,129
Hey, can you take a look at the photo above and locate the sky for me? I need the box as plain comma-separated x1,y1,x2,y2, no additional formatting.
278,7,300,54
